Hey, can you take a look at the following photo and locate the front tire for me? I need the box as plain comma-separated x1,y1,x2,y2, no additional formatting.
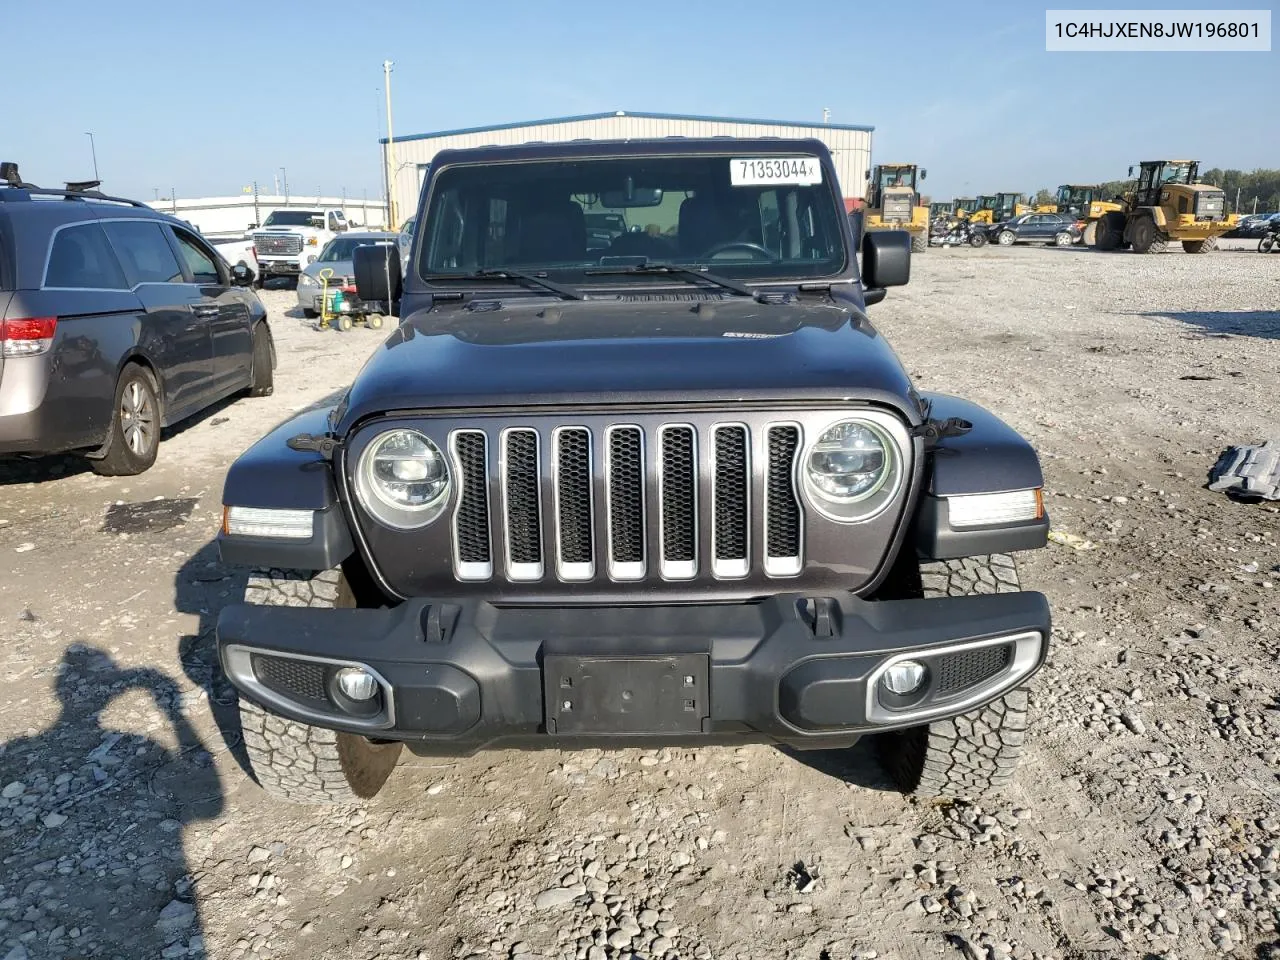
236,568,403,804
1054,231,1073,247
875,555,1032,799
969,231,988,248
1130,216,1167,254
248,323,274,397
88,363,161,476
1259,236,1275,254
996,230,1016,246
1183,237,1217,254
911,231,928,253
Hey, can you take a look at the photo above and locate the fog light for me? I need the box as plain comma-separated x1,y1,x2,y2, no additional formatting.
335,666,378,701
880,660,927,695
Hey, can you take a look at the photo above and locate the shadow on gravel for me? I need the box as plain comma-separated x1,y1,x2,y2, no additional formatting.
778,738,901,793
1136,309,1280,341
0,645,223,958
176,540,254,783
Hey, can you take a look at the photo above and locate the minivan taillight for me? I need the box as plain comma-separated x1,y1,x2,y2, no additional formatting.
0,316,58,358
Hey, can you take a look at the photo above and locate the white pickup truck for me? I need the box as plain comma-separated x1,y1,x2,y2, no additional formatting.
249,208,350,282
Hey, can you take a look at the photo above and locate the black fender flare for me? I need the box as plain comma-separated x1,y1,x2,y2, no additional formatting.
217,406,354,571
911,393,1049,560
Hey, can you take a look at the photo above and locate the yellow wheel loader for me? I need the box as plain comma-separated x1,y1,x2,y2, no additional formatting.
864,163,930,252
930,201,955,219
1094,160,1238,254
1052,185,1123,245
953,197,981,221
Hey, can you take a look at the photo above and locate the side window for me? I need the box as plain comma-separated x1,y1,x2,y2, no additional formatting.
171,229,221,284
102,221,184,285
328,212,342,231
44,223,127,289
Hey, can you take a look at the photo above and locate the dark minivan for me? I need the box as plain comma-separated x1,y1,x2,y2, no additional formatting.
0,164,275,475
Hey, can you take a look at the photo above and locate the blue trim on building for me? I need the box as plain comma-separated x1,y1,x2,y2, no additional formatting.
380,110,874,145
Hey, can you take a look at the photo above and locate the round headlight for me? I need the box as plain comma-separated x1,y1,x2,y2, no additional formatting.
802,419,902,522
356,429,450,528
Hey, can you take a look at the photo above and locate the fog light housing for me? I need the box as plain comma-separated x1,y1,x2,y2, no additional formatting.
880,660,927,696
335,666,378,701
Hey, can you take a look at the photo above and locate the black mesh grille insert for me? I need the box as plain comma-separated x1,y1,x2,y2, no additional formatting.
714,427,748,562
505,430,542,565
455,432,490,564
609,428,645,565
661,428,696,565
557,428,593,565
935,644,1013,694
252,654,328,705
766,426,801,558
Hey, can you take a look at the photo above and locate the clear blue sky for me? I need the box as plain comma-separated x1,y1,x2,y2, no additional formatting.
5,0,1275,202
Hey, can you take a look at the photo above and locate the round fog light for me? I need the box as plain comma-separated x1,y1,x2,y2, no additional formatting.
881,660,927,696
335,666,378,701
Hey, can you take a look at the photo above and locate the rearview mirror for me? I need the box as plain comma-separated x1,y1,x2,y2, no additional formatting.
354,241,403,311
600,186,663,207
861,230,911,290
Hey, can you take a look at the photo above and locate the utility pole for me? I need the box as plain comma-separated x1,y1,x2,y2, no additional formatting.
171,188,177,215
383,59,398,229
273,172,279,194
1235,186,1241,214
252,180,261,229
84,132,99,180
280,167,289,201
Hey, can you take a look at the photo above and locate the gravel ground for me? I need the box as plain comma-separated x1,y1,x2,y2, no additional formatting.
1,245,1279,960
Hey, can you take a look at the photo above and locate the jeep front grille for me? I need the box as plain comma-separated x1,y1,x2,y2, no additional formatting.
451,422,803,583
254,234,303,256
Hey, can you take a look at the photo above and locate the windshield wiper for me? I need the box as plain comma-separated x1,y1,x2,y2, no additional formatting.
585,260,756,299
431,268,585,301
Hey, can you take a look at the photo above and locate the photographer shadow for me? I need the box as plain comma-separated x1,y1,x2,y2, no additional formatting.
0,645,224,958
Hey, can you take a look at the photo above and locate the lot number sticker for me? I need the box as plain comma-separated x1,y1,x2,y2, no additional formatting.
730,157,823,186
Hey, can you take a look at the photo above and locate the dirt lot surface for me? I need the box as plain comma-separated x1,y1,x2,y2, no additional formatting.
2,247,1279,960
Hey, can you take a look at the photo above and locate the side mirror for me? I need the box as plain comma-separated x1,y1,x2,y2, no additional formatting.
354,241,403,310
1128,165,1135,177
231,263,254,287
920,168,928,180
864,168,871,180
861,229,911,290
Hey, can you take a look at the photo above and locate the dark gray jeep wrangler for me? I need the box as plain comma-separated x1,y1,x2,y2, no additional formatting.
215,137,1051,804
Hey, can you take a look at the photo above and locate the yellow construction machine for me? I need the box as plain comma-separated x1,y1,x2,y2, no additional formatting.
1049,185,1123,245
1094,160,1238,254
953,197,981,221
864,163,930,252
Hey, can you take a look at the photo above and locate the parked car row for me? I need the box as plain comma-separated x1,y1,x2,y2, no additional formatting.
0,163,274,475
1232,212,1280,238
980,212,1084,247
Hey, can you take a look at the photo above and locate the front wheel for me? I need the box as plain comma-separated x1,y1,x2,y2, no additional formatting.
1182,237,1217,254
911,231,928,253
1054,231,1074,247
236,568,403,804
996,230,1016,246
1259,236,1275,254
875,555,1032,799
969,231,988,248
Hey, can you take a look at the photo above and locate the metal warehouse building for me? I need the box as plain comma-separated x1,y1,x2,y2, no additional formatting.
380,110,874,228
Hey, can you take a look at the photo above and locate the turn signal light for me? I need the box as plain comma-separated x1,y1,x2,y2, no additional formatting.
947,488,1044,528
0,316,57,357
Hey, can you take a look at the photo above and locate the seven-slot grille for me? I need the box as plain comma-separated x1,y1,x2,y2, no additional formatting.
254,234,304,256
450,423,803,583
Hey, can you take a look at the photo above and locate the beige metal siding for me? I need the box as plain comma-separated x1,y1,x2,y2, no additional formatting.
385,114,871,226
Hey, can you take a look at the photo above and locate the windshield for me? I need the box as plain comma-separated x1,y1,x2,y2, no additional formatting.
957,199,980,212
1160,162,1195,184
317,237,392,262
263,211,324,227
417,153,846,284
876,167,915,191
1056,186,1092,208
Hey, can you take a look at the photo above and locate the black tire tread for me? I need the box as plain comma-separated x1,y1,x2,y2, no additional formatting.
88,363,161,477
249,323,274,397
878,554,1030,799
1182,237,1217,254
237,568,401,804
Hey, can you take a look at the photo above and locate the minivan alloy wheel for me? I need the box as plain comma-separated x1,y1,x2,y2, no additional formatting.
120,380,156,456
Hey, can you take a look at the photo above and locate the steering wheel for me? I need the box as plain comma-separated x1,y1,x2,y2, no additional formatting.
701,241,774,261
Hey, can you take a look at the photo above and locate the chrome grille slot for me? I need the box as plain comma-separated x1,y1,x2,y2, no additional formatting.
554,427,594,581
712,425,749,578
502,429,543,580
659,426,697,579
445,418,815,585
765,426,803,576
607,426,646,580
452,431,492,580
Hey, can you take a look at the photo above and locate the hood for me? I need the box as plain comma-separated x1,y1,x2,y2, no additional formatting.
332,296,921,432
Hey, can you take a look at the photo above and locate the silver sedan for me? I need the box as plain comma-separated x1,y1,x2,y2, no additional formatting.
294,232,398,317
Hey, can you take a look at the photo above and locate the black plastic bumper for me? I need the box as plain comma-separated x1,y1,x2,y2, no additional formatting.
216,590,1051,753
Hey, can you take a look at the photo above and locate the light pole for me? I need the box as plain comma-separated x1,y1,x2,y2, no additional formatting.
84,132,99,180
280,167,289,201
383,59,398,229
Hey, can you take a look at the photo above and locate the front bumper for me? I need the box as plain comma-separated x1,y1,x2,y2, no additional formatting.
216,589,1050,752
259,258,303,276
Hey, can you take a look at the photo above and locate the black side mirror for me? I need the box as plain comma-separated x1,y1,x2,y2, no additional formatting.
354,242,403,310
861,229,911,291
231,263,254,287
847,209,864,250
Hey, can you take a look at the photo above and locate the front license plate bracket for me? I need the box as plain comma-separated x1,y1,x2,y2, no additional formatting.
544,654,710,735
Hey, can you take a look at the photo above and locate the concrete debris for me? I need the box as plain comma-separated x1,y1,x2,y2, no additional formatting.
1208,441,1280,500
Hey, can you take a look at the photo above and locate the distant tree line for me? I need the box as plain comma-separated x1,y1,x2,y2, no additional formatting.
1030,168,1280,214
